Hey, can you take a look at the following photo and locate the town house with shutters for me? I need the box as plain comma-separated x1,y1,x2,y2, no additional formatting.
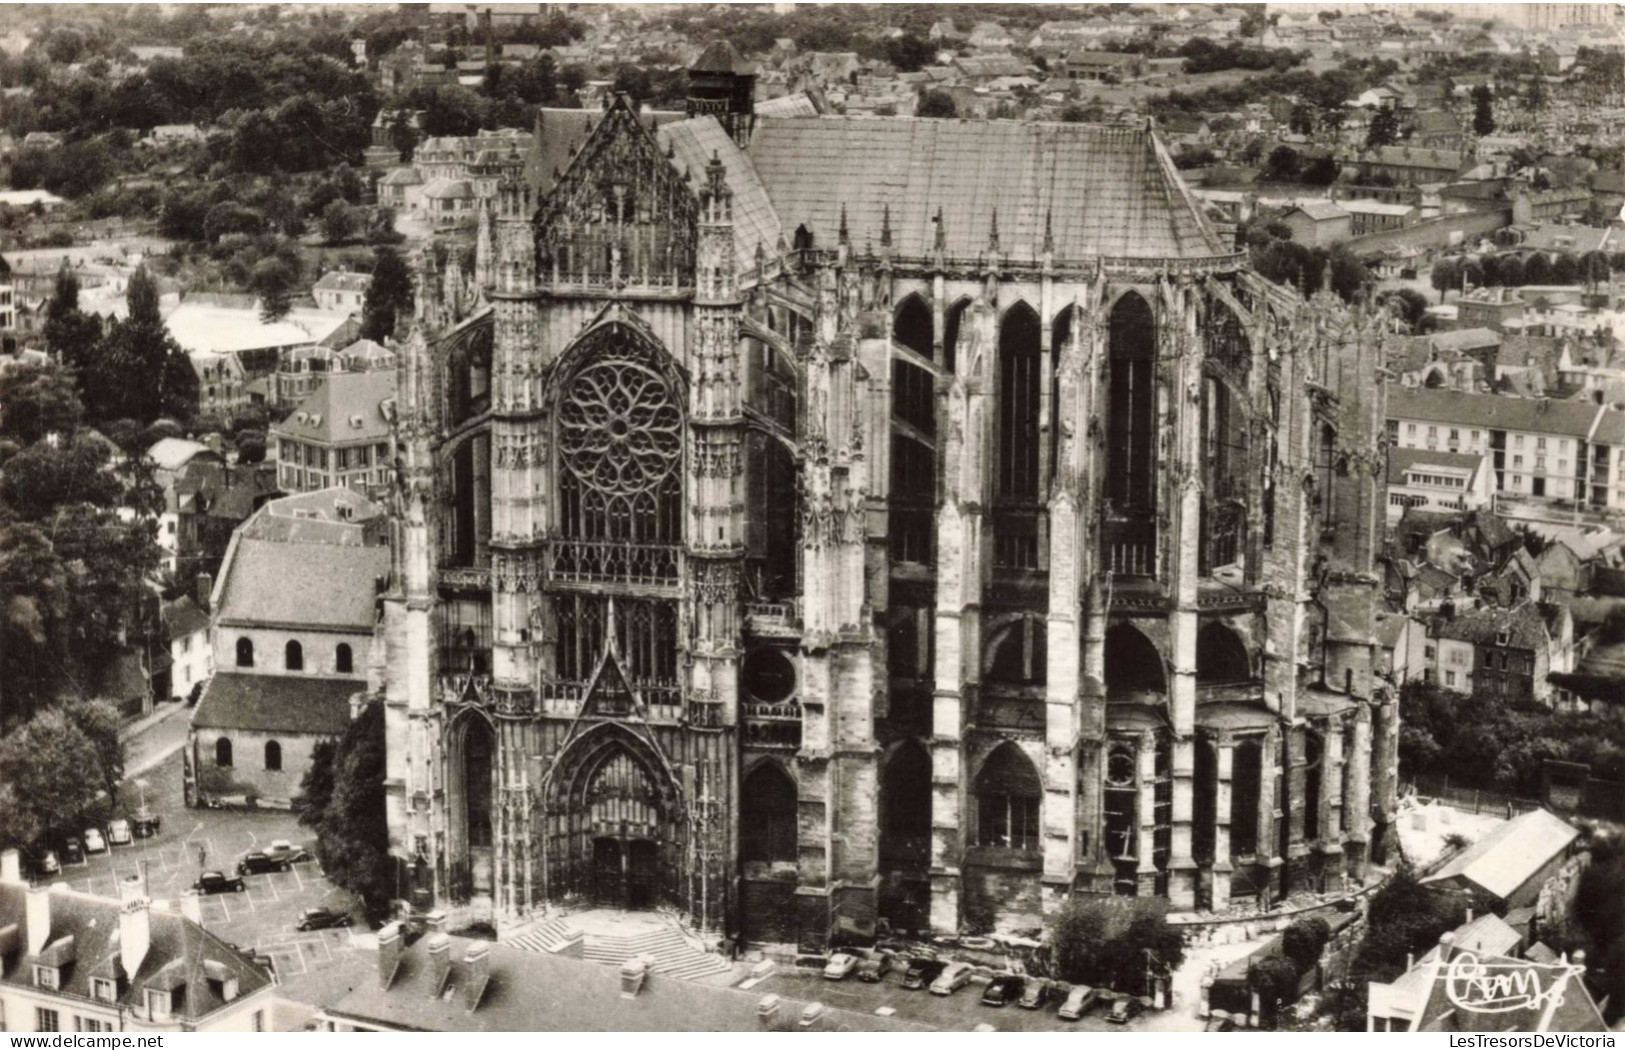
373,44,1399,946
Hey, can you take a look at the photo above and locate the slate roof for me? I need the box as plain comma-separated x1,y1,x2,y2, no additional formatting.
214,537,389,630
753,92,819,118
1388,388,1601,438
1288,200,1349,222
163,595,210,640
239,488,387,546
0,882,273,1024
1432,601,1550,651
1412,946,1605,1032
1425,327,1501,354
691,39,754,75
270,370,397,446
324,932,934,1033
1388,447,1485,485
746,117,1227,262
191,672,357,736
1422,807,1580,901
314,271,371,293
148,437,220,473
530,107,679,196
657,116,781,269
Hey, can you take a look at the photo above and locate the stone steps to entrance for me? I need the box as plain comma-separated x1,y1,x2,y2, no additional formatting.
504,915,584,955
574,923,730,980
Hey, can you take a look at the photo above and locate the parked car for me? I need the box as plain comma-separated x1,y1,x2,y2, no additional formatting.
902,958,946,991
1019,979,1060,1010
25,848,59,879
295,907,353,931
83,828,107,854
263,840,312,865
194,870,246,894
131,807,160,838
929,961,974,996
237,851,291,875
1058,984,1101,1021
981,975,1025,1007
1106,996,1146,1025
58,837,83,865
856,950,895,983
107,819,132,847
823,953,859,980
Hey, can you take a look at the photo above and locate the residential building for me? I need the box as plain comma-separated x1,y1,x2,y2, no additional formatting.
1351,145,1465,186
1279,201,1352,247
191,352,249,420
1428,601,1573,705
378,62,1397,942
165,299,355,394
0,253,13,332
1342,198,1417,237
269,369,398,496
0,855,276,1033
1063,50,1145,82
1367,912,1533,1032
313,271,371,313
1456,286,1527,333
1387,388,1602,504
1386,447,1492,522
187,489,388,809
163,576,214,703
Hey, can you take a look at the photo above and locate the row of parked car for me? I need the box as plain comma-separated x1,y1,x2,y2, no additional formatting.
24,808,163,878
821,950,1142,1023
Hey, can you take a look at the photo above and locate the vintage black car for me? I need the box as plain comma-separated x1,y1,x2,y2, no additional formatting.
194,870,246,894
295,907,353,931
237,851,292,875
981,975,1026,1007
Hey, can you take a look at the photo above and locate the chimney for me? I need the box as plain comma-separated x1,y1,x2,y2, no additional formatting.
377,922,404,990
1438,930,1456,963
196,572,213,612
1465,908,1474,924
1573,949,1586,973
619,955,650,999
25,886,51,957
118,873,152,980
0,849,21,886
425,933,451,998
463,944,490,1012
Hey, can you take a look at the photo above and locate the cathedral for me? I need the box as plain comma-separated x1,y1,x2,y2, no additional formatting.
375,45,1400,946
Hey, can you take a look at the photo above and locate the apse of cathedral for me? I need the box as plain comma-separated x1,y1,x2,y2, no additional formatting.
375,46,1400,946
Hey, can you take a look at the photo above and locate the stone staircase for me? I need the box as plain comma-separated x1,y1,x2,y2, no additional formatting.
580,923,731,981
504,915,584,957
504,913,729,981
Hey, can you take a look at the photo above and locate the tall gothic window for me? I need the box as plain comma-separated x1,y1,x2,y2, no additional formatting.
893,294,933,359
891,344,936,566
1106,293,1156,509
1231,738,1263,858
976,743,1041,851
994,302,1042,569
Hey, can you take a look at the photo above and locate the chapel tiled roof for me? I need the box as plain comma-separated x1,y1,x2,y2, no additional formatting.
691,39,755,75
746,117,1228,262
214,537,389,630
192,672,358,736
1388,387,1601,438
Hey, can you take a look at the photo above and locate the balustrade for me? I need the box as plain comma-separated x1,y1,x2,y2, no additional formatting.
548,540,680,586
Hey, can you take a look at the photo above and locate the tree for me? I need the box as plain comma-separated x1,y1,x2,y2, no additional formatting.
1430,257,1461,301
0,434,123,522
235,430,267,465
1249,955,1301,1028
884,33,933,73
1049,896,1185,994
1497,253,1525,289
64,698,125,812
0,360,82,447
917,89,956,118
1365,106,1400,150
1471,84,1496,136
1380,288,1429,331
1051,896,1113,984
1282,917,1332,974
1580,250,1611,293
297,737,337,828
0,708,103,841
1524,251,1553,286
43,265,104,379
306,700,394,918
85,266,198,425
250,256,300,324
360,245,413,343
320,199,359,245
0,516,68,725
1525,75,1548,113
1289,103,1316,136
1262,145,1301,182
1552,253,1579,285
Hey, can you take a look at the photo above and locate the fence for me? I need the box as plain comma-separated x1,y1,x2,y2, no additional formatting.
1405,774,1543,818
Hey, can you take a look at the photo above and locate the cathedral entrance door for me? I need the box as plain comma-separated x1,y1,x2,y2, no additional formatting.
627,838,658,910
592,837,625,907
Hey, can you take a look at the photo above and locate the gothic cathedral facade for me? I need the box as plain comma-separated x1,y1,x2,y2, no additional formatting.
378,67,1398,946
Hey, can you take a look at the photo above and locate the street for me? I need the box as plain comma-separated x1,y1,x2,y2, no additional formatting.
45,745,371,1017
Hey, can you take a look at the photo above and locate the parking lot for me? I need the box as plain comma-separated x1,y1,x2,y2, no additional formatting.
757,970,1133,1032
42,749,367,993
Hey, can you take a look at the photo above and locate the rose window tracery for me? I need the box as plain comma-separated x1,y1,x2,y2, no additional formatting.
559,359,682,497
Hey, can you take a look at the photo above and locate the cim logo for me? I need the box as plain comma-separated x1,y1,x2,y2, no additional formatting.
1442,950,1587,1016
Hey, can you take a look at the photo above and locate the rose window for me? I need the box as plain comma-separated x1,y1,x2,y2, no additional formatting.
559,359,682,496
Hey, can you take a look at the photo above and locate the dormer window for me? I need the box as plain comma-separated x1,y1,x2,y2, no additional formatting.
1496,629,1511,646
33,964,59,990
91,977,116,1003
144,988,173,1021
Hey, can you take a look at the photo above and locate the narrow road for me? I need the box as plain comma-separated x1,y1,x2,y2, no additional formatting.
123,702,192,779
